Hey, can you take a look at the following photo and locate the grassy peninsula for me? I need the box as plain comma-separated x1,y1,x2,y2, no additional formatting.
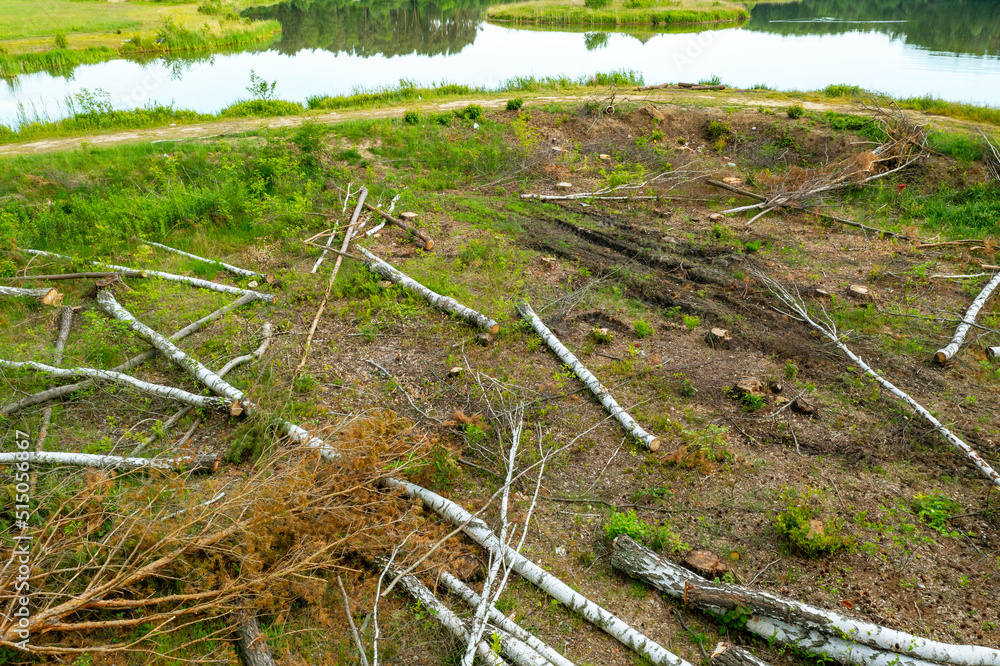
0,0,279,78
486,0,750,26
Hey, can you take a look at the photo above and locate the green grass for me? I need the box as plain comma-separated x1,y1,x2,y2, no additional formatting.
486,0,749,25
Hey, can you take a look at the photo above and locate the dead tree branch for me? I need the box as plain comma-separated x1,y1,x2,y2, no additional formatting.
934,272,1000,363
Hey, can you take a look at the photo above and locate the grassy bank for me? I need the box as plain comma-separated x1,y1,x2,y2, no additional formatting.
486,0,749,26
0,0,279,78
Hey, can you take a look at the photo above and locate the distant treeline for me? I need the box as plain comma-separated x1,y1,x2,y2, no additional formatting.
244,0,493,57
747,0,1000,57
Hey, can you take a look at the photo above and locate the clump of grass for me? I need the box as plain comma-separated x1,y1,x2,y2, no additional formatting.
633,319,654,338
506,98,524,111
786,103,804,119
219,99,304,118
604,510,688,553
487,0,749,27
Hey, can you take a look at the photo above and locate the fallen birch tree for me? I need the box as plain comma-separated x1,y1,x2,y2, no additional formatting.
5,271,146,281
96,290,336,460
440,571,576,666
361,199,434,250
709,643,771,666
0,450,218,472
312,187,366,273
144,241,264,279
24,248,274,302
383,477,690,666
758,274,1000,489
0,285,63,306
611,535,983,666
1,292,258,416
358,247,500,334
517,301,659,450
33,306,73,489
933,272,1000,363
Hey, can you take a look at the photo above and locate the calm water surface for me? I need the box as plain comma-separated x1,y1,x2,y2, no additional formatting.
1,0,999,127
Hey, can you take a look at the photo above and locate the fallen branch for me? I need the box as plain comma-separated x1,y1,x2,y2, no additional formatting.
5,271,146,282
358,247,500,334
336,576,370,666
383,478,690,666
366,193,400,237
709,643,771,666
97,291,336,460
516,301,659,450
759,274,999,488
0,450,218,472
0,285,63,306
0,359,231,412
33,306,74,489
362,200,434,250
313,189,366,273
934,272,1000,363
24,249,273,302
440,571,576,666
1,292,258,416
144,241,263,279
611,535,1000,666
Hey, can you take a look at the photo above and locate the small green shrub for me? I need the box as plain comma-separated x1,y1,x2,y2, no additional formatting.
786,104,805,119
682,315,700,331
432,112,452,125
54,34,68,49
744,240,762,253
506,98,524,111
784,360,799,380
675,372,697,397
219,99,304,118
911,493,962,535
590,328,614,344
649,525,689,553
456,104,485,121
633,319,654,339
403,110,420,124
741,393,765,413
775,494,852,557
705,120,732,140
604,510,651,541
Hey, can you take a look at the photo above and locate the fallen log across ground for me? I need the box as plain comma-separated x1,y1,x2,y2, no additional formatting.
517,301,660,450
5,271,147,281
613,535,1000,666
144,241,264,280
312,187,366,273
0,450,218,472
24,248,274,302
0,285,63,306
1,292,258,416
358,247,500,334
440,571,576,666
96,291,336,460
361,199,434,250
934,272,1000,363
761,274,1000,489
709,643,771,666
383,478,691,666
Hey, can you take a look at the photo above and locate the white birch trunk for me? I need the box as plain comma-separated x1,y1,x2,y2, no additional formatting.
313,188,367,273
988,346,1000,359
383,478,690,666
934,273,1000,363
516,301,660,451
377,559,505,666
0,359,230,411
710,643,771,666
24,248,273,302
358,247,500,334
366,193,400,237
0,450,217,472
612,535,999,666
0,285,63,306
143,241,262,279
97,291,337,460
1,292,257,416
440,571,577,666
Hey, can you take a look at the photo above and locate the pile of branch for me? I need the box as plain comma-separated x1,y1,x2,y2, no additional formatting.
612,535,1000,666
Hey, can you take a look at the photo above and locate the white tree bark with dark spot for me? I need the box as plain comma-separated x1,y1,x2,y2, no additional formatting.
934,273,1000,363
0,450,218,472
24,248,273,302
358,247,500,334
144,241,263,279
516,301,660,450
383,478,689,666
709,643,771,666
612,535,999,666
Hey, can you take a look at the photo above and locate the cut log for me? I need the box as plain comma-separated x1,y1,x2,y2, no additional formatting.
705,327,731,347
517,301,660,451
934,272,1000,363
612,535,999,666
383,478,690,666
710,643,771,666
440,571,576,666
362,199,434,250
231,609,277,666
96,291,336,461
312,188,366,273
6,271,146,281
0,359,231,411
848,284,871,300
988,346,1000,359
0,285,63,306
1,292,258,417
358,247,500,334
374,559,505,666
0,450,218,472
144,241,263,279
23,249,273,302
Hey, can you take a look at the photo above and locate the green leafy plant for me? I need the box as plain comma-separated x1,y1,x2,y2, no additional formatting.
720,605,753,631
911,493,962,535
584,0,611,9
633,319,654,339
675,372,697,397
456,104,484,121
54,33,69,49
246,70,277,101
775,490,853,557
604,510,651,541
741,393,765,413
590,328,614,344
681,315,700,331
506,98,524,111
403,110,420,124
786,104,805,119
784,360,799,380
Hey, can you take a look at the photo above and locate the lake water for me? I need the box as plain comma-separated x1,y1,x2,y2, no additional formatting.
2,0,999,128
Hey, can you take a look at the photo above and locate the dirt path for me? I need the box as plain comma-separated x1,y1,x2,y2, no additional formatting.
0,90,864,157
